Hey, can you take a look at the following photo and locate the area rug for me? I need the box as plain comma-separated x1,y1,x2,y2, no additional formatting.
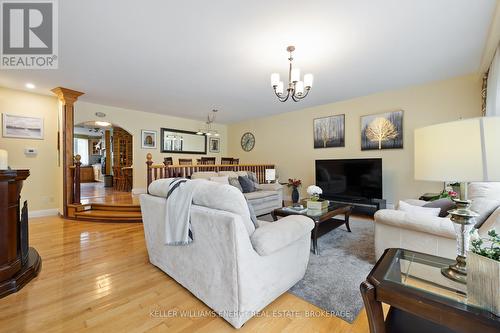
262,215,376,323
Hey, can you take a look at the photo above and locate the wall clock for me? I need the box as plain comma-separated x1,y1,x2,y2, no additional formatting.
241,132,255,152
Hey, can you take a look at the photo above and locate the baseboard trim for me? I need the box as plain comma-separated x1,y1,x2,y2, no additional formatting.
132,188,147,195
29,208,60,218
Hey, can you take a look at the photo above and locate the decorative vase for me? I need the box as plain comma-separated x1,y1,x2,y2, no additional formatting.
291,187,299,204
467,252,500,316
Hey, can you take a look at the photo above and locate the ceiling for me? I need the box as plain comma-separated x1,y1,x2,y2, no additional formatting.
0,0,496,123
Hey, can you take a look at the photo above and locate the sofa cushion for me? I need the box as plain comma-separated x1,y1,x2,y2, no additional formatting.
423,198,456,217
398,200,441,217
192,181,255,235
244,190,277,201
478,206,500,236
250,216,314,256
228,177,243,192
246,200,258,228
238,176,256,193
191,172,219,180
218,171,239,178
469,182,500,228
210,176,229,185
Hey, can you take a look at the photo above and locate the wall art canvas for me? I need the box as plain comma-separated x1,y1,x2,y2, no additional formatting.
2,113,44,139
313,114,345,148
361,110,403,150
141,130,157,149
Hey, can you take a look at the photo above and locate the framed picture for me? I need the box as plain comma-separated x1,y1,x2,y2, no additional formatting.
361,110,403,150
209,137,220,153
313,114,345,148
141,130,157,149
2,113,44,139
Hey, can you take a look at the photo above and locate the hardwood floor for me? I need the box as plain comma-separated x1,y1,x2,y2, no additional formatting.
0,216,379,333
80,182,139,205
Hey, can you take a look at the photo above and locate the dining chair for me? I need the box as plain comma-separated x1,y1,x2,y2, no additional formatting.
200,157,216,165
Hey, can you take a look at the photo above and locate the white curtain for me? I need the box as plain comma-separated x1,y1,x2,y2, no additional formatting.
486,44,500,116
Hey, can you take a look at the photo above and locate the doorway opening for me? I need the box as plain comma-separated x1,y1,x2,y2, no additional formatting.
74,121,134,204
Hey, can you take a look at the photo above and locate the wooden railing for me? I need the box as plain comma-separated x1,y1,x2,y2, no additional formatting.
69,154,82,205
146,153,275,188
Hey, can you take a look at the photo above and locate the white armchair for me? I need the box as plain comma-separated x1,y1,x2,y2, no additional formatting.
140,180,313,328
374,182,500,260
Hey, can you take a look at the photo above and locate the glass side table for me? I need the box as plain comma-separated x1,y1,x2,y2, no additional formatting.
360,248,500,333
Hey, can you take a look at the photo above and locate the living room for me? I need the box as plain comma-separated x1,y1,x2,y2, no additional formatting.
0,1,499,332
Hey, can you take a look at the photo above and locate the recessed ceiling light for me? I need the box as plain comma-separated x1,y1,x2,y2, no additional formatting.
25,83,35,89
95,121,111,127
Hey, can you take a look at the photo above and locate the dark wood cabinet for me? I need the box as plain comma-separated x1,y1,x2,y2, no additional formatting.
0,169,41,298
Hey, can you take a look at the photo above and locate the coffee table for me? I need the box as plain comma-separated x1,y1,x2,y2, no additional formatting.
361,248,500,333
272,202,353,255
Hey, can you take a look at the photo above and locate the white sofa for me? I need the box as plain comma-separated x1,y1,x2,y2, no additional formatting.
140,179,314,328
374,182,500,260
191,171,284,216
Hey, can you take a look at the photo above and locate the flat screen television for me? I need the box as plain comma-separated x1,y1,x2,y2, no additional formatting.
316,158,382,203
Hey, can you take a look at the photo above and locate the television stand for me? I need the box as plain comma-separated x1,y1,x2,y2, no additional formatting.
327,198,386,215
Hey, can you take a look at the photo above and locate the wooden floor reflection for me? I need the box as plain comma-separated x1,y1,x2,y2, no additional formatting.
80,182,139,205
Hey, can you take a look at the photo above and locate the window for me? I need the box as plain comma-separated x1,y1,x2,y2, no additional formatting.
74,138,89,165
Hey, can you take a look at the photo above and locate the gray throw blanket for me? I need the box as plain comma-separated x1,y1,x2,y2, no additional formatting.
163,178,200,245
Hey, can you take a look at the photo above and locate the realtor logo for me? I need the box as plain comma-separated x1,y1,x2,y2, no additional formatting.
1,0,58,69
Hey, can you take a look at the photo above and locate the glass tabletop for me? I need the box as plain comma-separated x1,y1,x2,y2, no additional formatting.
280,202,350,218
383,249,487,311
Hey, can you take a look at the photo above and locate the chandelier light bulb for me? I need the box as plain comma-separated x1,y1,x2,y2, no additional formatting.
271,73,280,87
290,68,300,82
304,73,313,88
295,81,304,95
276,81,284,95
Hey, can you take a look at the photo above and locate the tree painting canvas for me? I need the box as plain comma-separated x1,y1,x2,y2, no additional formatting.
361,110,403,150
313,114,345,149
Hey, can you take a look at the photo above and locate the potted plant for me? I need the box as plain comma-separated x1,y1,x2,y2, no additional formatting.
467,229,500,316
287,179,302,204
306,185,328,210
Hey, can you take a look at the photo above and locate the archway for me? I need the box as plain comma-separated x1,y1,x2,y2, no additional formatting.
74,121,133,203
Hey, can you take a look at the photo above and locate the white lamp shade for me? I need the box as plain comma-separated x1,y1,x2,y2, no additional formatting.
304,73,313,87
270,73,280,86
295,81,304,95
265,169,276,182
276,81,284,95
291,68,300,82
414,116,500,182
0,150,7,170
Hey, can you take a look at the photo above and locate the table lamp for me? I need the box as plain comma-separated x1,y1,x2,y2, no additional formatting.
0,150,8,170
415,116,500,283
265,169,276,183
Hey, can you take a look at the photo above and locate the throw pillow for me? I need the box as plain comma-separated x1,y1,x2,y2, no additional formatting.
238,176,256,193
209,176,229,185
246,200,258,228
398,200,440,217
423,198,456,217
247,171,259,184
228,177,243,192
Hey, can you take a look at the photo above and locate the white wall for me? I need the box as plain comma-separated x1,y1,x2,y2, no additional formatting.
75,102,227,192
0,87,60,214
228,75,482,206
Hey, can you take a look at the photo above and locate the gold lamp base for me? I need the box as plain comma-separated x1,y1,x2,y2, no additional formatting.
441,198,479,285
441,255,467,284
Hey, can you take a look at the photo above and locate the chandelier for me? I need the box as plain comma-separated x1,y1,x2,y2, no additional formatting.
271,46,313,102
196,109,220,136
